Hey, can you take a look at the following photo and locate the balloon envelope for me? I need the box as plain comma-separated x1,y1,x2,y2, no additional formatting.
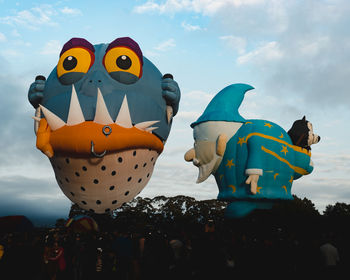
65,215,99,232
0,215,34,233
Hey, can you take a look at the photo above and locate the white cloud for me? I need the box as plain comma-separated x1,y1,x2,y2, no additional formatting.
0,32,6,42
60,7,82,16
134,0,266,15
176,111,201,121
297,36,330,58
220,35,246,55
11,29,21,37
237,41,283,65
0,5,57,30
0,49,23,57
181,21,203,31
40,40,62,55
154,38,176,51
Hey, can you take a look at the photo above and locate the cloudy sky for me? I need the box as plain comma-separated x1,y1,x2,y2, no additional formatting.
0,0,349,225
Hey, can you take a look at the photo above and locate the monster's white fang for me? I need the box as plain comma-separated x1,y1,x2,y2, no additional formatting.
115,95,133,128
134,120,160,130
32,116,41,122
145,127,158,132
39,90,159,132
39,105,66,131
67,85,85,126
94,88,114,125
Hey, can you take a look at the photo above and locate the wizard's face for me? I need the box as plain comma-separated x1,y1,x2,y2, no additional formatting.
185,121,230,183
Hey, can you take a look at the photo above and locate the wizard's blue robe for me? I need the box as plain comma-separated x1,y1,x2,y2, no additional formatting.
214,119,313,217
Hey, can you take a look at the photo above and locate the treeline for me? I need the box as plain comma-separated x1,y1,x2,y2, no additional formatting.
60,195,350,236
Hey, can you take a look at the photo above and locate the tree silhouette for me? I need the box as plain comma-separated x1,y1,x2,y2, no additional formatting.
323,202,350,217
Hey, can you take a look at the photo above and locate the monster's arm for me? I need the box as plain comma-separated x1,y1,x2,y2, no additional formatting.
161,74,181,122
28,75,46,108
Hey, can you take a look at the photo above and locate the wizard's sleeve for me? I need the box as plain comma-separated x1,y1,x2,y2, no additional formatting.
293,149,314,180
245,134,264,176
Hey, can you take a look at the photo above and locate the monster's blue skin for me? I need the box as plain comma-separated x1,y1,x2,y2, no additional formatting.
28,43,180,142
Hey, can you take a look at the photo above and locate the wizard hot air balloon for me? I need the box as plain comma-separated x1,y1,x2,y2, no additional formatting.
185,84,320,218
28,37,180,213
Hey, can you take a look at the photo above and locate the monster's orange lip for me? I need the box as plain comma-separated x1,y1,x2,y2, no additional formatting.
36,119,163,157
35,86,164,158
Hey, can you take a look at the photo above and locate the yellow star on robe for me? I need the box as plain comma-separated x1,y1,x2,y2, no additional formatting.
237,137,246,146
281,145,288,156
226,159,235,168
256,186,262,193
264,122,273,128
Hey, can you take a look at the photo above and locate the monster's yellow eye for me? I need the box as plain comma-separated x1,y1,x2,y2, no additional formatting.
103,46,142,84
57,47,95,85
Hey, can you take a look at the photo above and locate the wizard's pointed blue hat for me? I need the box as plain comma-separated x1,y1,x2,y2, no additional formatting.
190,83,254,128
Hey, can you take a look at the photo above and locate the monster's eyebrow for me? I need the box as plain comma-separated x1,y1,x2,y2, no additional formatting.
106,37,143,65
59,38,95,57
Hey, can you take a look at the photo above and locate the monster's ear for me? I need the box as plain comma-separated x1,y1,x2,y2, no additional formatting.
302,116,306,121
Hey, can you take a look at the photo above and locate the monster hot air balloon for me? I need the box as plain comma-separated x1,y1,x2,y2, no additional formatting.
185,84,320,218
28,37,180,213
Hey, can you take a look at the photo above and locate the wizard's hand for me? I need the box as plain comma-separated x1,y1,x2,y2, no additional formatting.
246,174,260,194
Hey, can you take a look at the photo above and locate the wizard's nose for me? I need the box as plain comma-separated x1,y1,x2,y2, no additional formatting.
184,148,195,162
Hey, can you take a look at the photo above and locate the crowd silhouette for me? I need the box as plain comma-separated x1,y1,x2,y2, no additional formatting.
0,213,347,280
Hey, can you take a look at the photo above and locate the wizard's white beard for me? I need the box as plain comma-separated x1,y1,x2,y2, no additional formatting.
194,141,223,183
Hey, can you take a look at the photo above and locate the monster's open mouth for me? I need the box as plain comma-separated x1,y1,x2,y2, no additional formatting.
35,86,164,158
